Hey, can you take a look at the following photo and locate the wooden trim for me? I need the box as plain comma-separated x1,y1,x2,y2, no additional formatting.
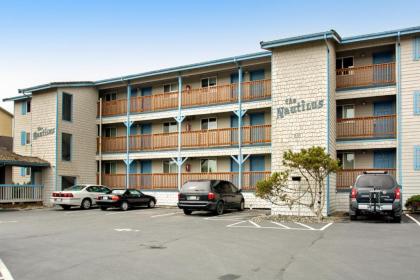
336,62,396,89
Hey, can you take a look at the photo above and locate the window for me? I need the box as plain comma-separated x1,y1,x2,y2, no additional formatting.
62,176,76,190
163,160,177,173
337,105,355,119
163,122,177,133
62,133,72,161
163,83,178,93
104,127,117,137
128,189,141,197
414,37,420,60
26,132,31,145
104,162,117,174
201,159,217,173
62,93,72,122
338,152,355,169
21,100,30,115
415,146,420,171
414,91,420,115
20,131,26,146
20,167,30,177
201,77,217,88
105,92,117,101
336,57,354,69
201,118,217,130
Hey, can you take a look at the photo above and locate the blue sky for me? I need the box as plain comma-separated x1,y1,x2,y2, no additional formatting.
1,0,419,113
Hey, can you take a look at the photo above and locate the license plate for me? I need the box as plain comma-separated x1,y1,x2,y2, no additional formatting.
55,198,62,202
103,196,108,200
187,196,199,200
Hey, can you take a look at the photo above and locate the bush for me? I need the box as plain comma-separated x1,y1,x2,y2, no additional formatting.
405,195,420,211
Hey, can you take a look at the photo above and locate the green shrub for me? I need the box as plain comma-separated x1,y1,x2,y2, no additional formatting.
405,195,420,209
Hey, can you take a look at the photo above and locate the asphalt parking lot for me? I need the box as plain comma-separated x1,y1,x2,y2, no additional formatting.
0,207,419,280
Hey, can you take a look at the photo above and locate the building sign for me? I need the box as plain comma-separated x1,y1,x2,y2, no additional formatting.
277,98,324,119
33,127,55,140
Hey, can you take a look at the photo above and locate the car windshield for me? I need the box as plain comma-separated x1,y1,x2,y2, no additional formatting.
356,175,395,189
65,185,85,191
111,190,125,195
181,181,210,192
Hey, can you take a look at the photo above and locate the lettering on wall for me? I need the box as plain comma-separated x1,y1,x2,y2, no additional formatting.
33,127,55,140
277,98,324,119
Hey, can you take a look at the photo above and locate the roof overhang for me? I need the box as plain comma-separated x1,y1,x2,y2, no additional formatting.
260,30,341,49
341,25,420,44
0,150,50,168
18,81,94,94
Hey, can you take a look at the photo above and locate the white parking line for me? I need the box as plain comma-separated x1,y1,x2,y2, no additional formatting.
406,214,420,226
270,221,291,229
105,211,135,216
320,222,333,231
0,259,14,280
150,212,180,218
294,222,315,230
0,221,17,224
226,220,248,227
249,221,261,228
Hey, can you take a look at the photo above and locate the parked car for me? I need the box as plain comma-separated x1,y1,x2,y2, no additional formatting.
178,180,245,215
96,189,156,211
51,184,111,210
349,171,402,222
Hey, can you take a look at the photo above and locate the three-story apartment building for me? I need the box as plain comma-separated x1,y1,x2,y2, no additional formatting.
4,26,420,214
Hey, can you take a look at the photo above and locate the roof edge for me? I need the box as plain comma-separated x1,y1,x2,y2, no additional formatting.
260,30,341,49
18,81,94,94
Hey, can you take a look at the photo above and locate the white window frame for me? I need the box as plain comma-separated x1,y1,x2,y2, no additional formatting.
337,104,355,119
200,159,217,173
104,127,117,137
163,122,177,133
163,83,178,93
338,152,356,170
201,77,217,88
163,160,177,173
200,118,217,130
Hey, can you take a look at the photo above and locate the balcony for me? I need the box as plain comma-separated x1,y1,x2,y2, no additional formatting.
337,115,396,140
336,169,396,189
98,79,271,117
99,124,271,153
336,63,395,89
100,171,271,191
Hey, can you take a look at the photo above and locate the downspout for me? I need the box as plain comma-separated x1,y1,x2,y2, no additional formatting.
396,32,402,185
324,33,331,215
177,75,183,191
99,98,103,185
55,91,59,191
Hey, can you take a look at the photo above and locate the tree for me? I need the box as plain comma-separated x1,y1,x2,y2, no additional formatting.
256,146,340,221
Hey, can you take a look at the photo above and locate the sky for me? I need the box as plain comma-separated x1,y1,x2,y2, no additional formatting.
0,0,419,113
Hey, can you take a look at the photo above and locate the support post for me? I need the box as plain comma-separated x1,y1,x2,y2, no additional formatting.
124,84,133,190
232,66,247,189
174,76,187,190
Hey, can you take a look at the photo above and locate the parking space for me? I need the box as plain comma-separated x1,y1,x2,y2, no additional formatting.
1,208,419,280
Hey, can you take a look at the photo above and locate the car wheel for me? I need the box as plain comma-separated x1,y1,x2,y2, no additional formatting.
100,206,108,211
120,201,129,211
81,199,92,210
393,215,401,223
238,200,245,211
215,201,224,215
148,199,156,208
60,205,71,210
183,209,192,215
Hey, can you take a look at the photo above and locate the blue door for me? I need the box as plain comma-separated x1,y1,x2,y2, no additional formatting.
140,160,152,188
250,155,265,187
141,87,152,111
141,124,152,149
249,69,265,98
130,87,138,98
130,161,139,173
230,158,239,187
374,101,395,137
230,72,243,100
372,52,394,83
374,150,396,169
250,113,265,143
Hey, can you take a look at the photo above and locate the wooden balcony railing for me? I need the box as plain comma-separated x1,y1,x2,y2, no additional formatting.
98,124,271,153
337,115,396,140
98,79,271,116
337,169,397,189
99,171,271,191
336,62,395,89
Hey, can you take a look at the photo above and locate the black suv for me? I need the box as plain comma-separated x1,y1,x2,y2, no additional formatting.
349,171,402,222
178,180,245,215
